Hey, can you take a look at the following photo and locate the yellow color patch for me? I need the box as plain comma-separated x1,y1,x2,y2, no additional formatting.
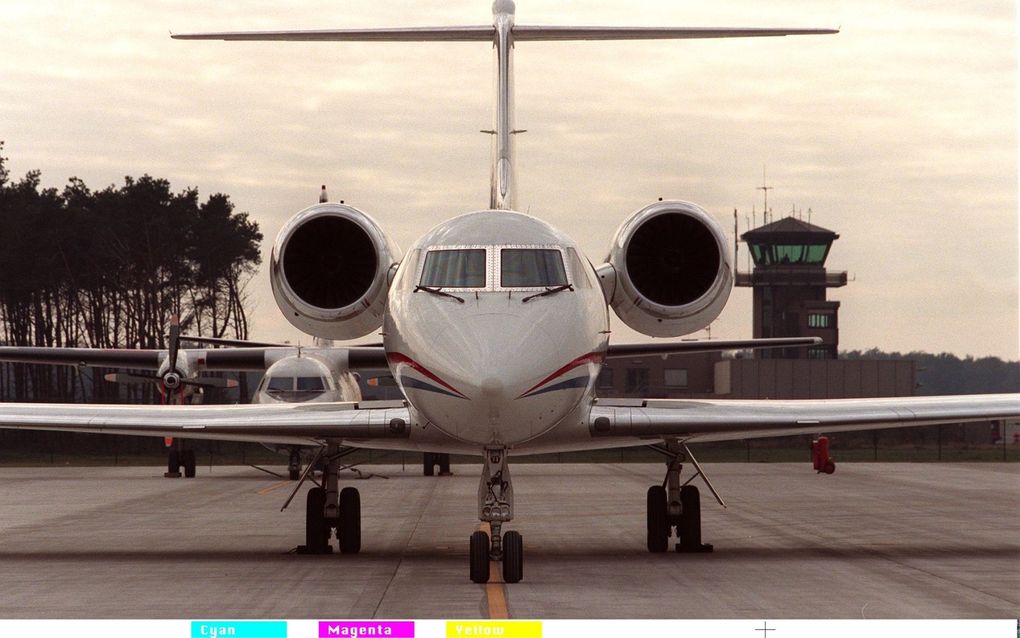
445,621,542,638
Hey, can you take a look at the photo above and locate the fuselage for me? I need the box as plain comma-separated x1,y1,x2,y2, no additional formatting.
384,210,609,448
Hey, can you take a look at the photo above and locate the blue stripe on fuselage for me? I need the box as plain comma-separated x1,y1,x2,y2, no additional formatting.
401,376,468,399
519,374,589,399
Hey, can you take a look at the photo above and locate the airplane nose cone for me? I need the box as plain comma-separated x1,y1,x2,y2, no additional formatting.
408,312,572,445
445,313,538,398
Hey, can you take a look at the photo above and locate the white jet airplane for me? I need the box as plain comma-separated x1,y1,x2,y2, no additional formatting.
0,1,1016,584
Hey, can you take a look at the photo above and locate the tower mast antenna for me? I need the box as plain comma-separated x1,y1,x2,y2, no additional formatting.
756,166,773,224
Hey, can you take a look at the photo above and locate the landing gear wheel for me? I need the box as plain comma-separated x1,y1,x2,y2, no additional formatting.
165,449,181,478
646,485,669,553
678,485,701,550
305,487,330,554
423,452,435,477
182,449,197,478
502,530,523,583
438,453,451,476
337,487,361,554
469,530,491,583
289,468,300,481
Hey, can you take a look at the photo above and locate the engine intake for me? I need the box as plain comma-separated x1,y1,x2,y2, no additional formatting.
271,203,400,340
602,200,732,337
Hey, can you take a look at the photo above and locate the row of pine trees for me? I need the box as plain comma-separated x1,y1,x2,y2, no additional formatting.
0,142,262,403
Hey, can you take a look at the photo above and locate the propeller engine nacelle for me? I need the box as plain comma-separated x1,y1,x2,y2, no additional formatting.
598,200,733,337
271,203,401,340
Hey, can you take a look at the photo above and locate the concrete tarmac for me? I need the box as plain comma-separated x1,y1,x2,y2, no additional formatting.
0,462,1016,618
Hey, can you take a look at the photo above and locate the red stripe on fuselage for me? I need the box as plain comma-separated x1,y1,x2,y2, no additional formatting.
387,352,468,399
517,351,605,399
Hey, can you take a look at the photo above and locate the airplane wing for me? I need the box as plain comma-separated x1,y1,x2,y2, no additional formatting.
606,337,820,358
0,347,162,369
0,345,388,372
589,394,1020,443
0,400,411,447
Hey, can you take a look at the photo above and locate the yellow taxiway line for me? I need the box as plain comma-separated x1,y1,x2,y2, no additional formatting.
479,522,510,619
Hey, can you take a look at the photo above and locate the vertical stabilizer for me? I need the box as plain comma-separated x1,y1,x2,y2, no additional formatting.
490,0,517,211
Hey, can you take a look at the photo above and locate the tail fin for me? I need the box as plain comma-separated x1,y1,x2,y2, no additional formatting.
173,5,837,213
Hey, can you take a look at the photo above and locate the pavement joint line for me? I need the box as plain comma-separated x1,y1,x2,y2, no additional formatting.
479,522,510,619
365,472,442,618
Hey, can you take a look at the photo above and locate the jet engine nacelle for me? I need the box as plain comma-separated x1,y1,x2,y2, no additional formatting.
601,200,733,337
271,203,401,340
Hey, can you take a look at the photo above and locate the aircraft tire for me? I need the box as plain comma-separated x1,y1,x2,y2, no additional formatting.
167,449,180,475
646,485,669,552
289,468,300,481
182,450,197,478
469,530,490,583
305,487,330,554
337,487,361,554
502,530,524,583
423,453,435,476
678,485,701,550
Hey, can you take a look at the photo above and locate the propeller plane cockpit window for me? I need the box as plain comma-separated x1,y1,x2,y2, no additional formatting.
261,375,330,402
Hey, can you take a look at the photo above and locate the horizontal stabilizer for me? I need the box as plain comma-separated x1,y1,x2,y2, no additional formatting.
171,25,837,43
512,26,839,41
606,337,821,359
171,26,496,42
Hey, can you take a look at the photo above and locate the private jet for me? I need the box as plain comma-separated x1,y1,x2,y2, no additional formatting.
0,1,1016,584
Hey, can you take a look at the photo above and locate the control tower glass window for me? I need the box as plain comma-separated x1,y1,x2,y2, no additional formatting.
750,243,830,266
500,249,567,288
420,249,487,288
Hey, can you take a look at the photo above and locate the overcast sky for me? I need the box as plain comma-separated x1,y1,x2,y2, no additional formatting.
2,0,1016,359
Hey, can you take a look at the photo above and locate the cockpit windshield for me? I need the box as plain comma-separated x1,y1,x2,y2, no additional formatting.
419,249,487,288
500,248,567,288
262,375,330,402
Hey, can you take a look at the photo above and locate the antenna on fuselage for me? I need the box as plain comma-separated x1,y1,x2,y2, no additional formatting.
319,185,328,203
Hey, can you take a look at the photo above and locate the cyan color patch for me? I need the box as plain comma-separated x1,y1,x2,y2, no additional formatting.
319,621,414,637
190,621,287,638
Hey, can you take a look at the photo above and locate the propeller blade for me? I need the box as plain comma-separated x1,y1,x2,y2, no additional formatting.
167,315,181,373
104,372,159,385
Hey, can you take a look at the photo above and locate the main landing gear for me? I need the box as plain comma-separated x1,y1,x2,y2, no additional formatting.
299,444,361,555
470,447,523,584
423,452,452,476
646,440,723,554
165,447,197,478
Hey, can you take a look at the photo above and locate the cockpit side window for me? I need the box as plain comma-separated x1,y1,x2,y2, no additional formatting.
420,249,487,288
394,249,422,291
565,247,593,289
500,248,568,288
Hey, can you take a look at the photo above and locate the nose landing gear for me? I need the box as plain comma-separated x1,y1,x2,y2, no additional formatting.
470,447,523,583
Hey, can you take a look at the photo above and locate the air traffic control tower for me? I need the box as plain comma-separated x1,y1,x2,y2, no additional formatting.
736,216,847,359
